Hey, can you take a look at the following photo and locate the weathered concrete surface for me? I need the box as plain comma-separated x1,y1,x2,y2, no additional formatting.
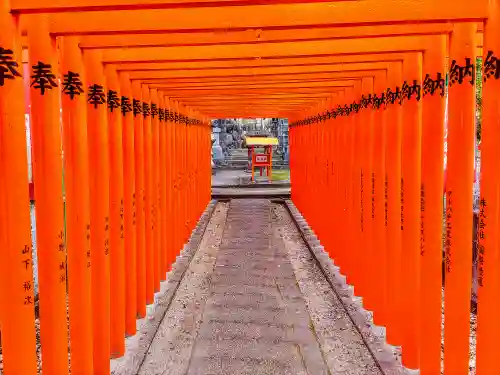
283,201,408,375
274,203,385,375
138,199,385,375
186,199,328,375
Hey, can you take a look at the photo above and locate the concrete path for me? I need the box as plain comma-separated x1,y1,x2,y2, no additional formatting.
137,199,383,375
187,200,329,375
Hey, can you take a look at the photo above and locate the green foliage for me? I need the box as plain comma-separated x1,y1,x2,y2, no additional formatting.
476,56,483,143
271,169,290,182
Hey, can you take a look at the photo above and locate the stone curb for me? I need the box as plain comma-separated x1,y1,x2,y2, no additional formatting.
284,200,415,375
111,200,218,375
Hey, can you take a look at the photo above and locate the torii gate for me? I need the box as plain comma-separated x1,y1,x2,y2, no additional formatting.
0,1,500,375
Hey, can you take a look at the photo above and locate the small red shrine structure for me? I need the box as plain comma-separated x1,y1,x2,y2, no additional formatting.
245,137,278,182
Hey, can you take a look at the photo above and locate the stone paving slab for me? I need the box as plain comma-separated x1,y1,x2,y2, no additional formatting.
191,339,301,362
187,356,303,375
211,282,303,301
197,321,313,344
138,199,391,375
207,293,284,310
186,199,330,375
212,267,296,279
211,274,287,288
203,305,310,328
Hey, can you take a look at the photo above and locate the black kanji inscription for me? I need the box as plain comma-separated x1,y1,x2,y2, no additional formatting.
143,102,150,117
107,89,120,113
423,73,446,97
31,61,58,95
483,51,500,81
62,71,84,99
121,96,132,115
88,84,106,108
133,99,142,117
151,104,158,118
0,47,21,86
449,58,475,86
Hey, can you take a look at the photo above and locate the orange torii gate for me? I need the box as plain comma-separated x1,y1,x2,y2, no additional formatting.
0,1,499,375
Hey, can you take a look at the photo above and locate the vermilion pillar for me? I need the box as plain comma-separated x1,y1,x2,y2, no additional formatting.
181,108,187,241
84,50,111,375
420,36,447,375
60,36,94,375
132,80,146,318
158,93,168,279
342,92,354,280
142,84,154,304
316,100,326,249
0,1,38,373
338,90,352,273
321,97,331,257
150,88,161,292
360,77,374,306
28,16,70,375
289,123,295,200
105,65,125,358
400,52,423,370
476,5,500,373
172,101,181,255
195,117,200,217
444,23,477,375
184,112,191,234
372,72,388,327
165,99,174,270
188,111,196,232
316,102,326,249
385,62,404,346
323,100,329,228
180,106,188,243
192,112,198,229
119,72,137,336
351,88,363,288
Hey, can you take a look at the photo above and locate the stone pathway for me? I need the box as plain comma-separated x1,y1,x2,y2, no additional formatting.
186,199,329,375
138,199,383,375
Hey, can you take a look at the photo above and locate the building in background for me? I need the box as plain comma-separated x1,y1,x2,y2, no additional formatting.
211,118,289,164
269,118,289,161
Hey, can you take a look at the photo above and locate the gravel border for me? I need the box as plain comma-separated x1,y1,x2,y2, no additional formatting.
271,204,381,375
111,200,219,375
282,200,479,375
135,201,228,375
283,200,411,375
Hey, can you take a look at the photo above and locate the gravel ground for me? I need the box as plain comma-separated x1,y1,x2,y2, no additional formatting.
134,202,228,375
141,198,387,375
186,199,330,375
279,202,479,375
271,204,383,375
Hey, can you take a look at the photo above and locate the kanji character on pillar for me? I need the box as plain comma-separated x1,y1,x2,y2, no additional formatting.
0,47,21,86
30,61,58,95
88,84,106,108
62,71,84,99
